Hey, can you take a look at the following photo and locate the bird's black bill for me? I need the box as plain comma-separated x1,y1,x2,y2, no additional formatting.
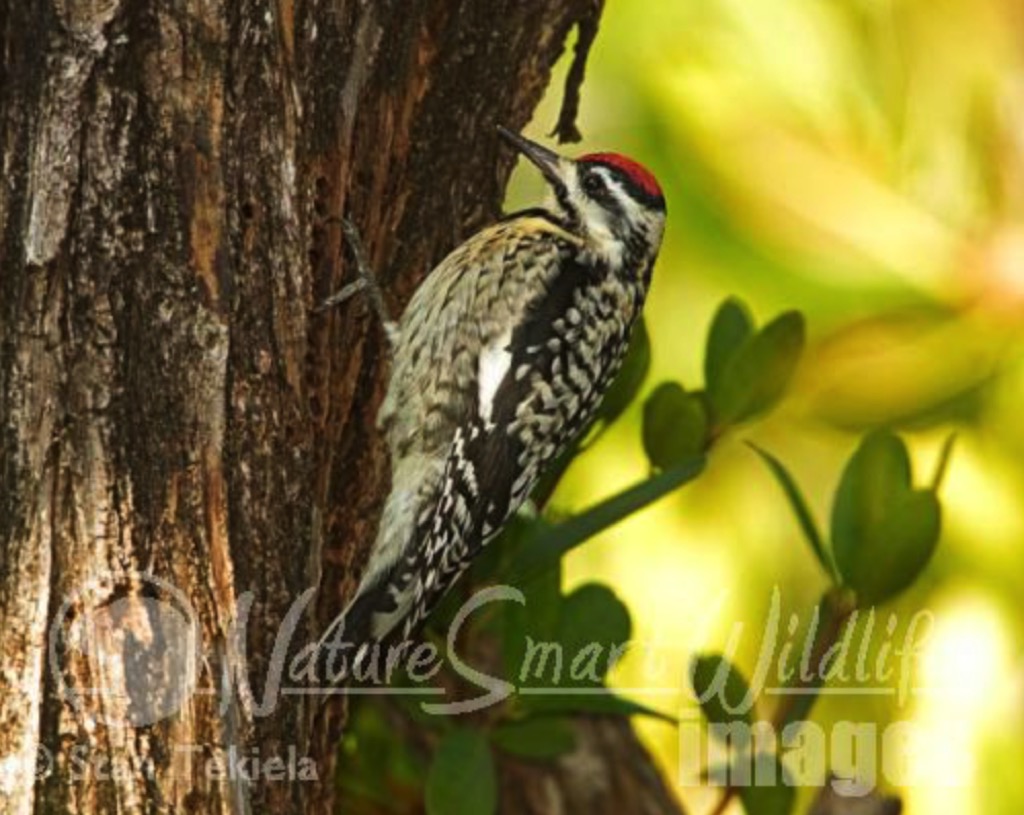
497,126,564,188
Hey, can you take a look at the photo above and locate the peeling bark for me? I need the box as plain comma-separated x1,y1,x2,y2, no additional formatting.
0,1,685,812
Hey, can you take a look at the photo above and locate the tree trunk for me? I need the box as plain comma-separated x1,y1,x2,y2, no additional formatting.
0,1,684,813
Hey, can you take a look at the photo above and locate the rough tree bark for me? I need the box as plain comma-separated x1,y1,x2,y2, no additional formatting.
0,1,685,813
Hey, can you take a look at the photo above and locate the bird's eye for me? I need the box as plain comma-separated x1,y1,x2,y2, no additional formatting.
582,172,605,197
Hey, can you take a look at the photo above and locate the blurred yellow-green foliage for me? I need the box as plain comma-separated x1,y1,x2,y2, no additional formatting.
509,1,1024,812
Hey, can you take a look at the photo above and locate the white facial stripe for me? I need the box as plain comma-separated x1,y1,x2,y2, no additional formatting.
578,198,623,267
598,171,631,214
574,167,625,267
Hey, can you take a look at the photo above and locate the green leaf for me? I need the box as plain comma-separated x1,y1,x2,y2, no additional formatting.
509,456,707,586
710,311,805,427
863,490,941,604
831,431,943,604
520,689,677,724
560,584,632,648
597,318,651,426
738,754,796,815
426,730,497,815
556,583,632,686
492,717,577,759
705,297,755,393
642,382,709,469
831,430,911,554
690,654,755,746
747,443,835,580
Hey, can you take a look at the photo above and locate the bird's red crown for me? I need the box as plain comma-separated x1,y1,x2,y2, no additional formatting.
579,153,663,200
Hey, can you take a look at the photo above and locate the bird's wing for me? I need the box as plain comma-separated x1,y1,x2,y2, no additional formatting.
378,213,583,457
315,215,605,682
361,251,624,650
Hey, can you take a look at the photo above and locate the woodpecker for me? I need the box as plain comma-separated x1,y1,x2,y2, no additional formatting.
316,127,666,682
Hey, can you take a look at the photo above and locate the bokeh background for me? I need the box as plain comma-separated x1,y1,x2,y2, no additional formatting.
507,1,1024,812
